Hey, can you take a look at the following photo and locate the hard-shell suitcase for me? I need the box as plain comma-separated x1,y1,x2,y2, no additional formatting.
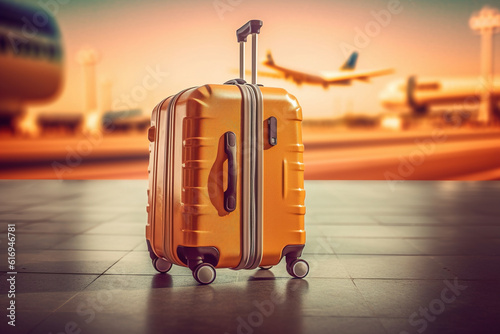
145,20,308,284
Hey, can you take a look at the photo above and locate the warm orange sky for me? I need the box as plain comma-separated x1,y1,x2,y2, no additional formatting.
22,0,500,118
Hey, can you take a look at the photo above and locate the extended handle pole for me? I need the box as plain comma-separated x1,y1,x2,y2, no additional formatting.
252,33,257,84
236,20,263,85
239,42,245,80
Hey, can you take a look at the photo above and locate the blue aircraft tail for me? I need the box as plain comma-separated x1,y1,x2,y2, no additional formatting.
340,51,358,71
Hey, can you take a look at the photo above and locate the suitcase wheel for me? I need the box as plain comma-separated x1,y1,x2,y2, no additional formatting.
286,259,309,279
152,257,172,274
259,266,273,270
193,263,216,285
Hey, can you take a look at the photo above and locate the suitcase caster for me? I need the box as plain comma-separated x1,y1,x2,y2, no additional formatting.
259,266,273,270
152,257,172,274
286,259,309,279
193,263,216,285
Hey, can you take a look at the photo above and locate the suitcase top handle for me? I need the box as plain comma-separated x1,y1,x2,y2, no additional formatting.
236,20,263,43
236,20,263,84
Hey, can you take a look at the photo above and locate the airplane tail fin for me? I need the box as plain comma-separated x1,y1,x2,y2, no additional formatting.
340,51,358,71
266,50,275,66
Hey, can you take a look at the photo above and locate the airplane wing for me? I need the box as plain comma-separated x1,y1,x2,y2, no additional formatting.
321,68,394,84
248,69,322,83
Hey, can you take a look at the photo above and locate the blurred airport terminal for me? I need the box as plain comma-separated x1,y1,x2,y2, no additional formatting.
0,0,499,180
1,3,499,334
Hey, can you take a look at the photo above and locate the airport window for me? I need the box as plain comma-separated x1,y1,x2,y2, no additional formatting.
0,33,60,61
4,36,21,56
32,42,39,57
9,39,19,56
0,35,6,53
39,44,47,59
56,45,62,60
20,40,33,57
6,36,16,55
15,41,22,55
29,40,40,58
17,41,28,56
25,41,31,56
27,41,33,57
417,83,440,91
48,44,55,60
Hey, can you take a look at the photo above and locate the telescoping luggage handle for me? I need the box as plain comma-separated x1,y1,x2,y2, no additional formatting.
236,20,263,84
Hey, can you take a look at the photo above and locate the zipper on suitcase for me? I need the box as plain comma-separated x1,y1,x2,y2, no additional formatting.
235,84,252,270
150,96,170,258
247,83,264,270
233,83,263,270
159,88,195,263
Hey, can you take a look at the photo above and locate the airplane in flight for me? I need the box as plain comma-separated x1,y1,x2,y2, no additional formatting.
379,76,500,115
257,50,394,88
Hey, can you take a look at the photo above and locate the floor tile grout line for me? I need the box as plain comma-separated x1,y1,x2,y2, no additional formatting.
9,248,146,252
314,236,500,239
100,240,144,276
349,276,390,334
332,254,500,256
27,242,141,333
26,273,103,334
40,215,130,239
4,272,498,281
369,214,384,226
330,248,375,322
349,277,500,282
313,224,500,226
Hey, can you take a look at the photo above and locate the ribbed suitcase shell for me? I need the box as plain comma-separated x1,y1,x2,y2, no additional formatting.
146,83,305,270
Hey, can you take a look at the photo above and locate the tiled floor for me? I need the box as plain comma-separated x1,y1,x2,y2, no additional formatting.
0,180,499,334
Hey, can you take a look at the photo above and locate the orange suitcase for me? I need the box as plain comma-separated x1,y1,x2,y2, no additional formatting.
145,20,308,284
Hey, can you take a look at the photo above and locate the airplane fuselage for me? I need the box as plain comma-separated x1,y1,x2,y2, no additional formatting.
380,76,500,114
0,1,63,131
262,61,326,85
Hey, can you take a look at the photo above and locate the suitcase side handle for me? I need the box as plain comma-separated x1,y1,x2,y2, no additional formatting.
236,20,263,84
224,131,237,213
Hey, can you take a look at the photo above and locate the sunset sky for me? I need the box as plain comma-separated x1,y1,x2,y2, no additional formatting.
21,0,500,119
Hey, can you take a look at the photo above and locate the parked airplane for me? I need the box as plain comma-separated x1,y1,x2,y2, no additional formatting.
380,76,500,115
257,51,394,88
0,2,145,136
101,109,150,132
0,1,63,135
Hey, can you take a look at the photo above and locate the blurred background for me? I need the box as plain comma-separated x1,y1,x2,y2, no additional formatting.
0,0,499,180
